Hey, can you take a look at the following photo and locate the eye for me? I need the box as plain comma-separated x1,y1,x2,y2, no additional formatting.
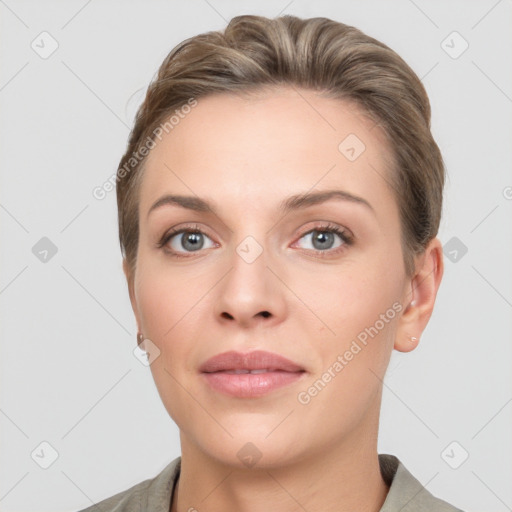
157,222,353,259
157,224,216,257
294,222,353,256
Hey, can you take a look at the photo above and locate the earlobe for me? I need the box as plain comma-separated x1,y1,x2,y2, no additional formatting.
396,333,420,353
395,238,444,353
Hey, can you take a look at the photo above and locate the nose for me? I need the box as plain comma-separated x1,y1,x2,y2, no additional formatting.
214,240,287,329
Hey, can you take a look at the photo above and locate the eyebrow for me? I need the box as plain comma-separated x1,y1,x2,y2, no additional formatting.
147,189,374,218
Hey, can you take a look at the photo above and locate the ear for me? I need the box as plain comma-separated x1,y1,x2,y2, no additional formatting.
395,237,444,352
123,258,142,335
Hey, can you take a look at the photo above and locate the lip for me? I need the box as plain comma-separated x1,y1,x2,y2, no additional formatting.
200,350,306,398
199,350,304,373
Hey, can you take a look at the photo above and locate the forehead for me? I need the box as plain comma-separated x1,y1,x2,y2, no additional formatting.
139,86,397,220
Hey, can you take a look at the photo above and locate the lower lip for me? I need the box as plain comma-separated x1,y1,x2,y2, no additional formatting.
202,371,305,398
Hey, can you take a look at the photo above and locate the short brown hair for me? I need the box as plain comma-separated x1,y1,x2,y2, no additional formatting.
117,14,445,277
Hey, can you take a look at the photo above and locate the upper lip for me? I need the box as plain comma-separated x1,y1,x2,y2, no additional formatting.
199,350,305,373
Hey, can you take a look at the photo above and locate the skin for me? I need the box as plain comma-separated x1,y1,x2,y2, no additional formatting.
123,86,444,512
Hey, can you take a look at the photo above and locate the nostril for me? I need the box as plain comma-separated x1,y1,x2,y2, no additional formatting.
220,311,270,320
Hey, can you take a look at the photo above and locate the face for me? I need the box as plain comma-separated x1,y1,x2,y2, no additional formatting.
126,87,414,468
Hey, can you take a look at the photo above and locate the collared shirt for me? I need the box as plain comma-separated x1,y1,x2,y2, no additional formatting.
78,454,464,511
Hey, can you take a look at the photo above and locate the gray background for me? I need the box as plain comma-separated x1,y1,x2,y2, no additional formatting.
1,1,511,511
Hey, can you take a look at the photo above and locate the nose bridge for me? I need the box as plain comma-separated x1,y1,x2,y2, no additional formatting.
231,232,271,304
214,230,285,325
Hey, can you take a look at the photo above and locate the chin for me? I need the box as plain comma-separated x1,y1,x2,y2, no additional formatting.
178,412,307,468
204,437,305,470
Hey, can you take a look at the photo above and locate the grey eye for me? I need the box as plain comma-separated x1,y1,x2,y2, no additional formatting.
297,230,344,251
169,231,215,253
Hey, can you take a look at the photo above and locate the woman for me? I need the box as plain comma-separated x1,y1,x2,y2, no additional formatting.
81,14,463,512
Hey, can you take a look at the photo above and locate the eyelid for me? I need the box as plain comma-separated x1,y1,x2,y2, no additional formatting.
290,222,354,259
294,221,353,244
157,221,354,257
156,223,217,250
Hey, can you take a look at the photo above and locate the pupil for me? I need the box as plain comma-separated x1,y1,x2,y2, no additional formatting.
314,231,333,250
183,232,203,251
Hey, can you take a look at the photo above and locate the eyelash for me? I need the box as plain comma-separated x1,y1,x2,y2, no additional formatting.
156,222,354,259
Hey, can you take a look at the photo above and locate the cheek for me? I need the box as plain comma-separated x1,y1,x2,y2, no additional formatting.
293,270,400,430
134,253,220,377
135,256,196,339
134,259,203,424
294,252,401,338
291,251,403,388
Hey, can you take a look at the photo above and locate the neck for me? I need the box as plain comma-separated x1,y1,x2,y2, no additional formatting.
171,417,389,512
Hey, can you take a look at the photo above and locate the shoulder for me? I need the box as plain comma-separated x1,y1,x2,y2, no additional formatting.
76,457,181,512
379,453,464,512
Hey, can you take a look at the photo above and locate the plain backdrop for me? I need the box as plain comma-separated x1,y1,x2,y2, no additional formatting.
1,1,511,511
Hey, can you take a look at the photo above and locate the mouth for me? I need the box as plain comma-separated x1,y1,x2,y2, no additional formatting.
199,350,306,398
215,369,282,374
